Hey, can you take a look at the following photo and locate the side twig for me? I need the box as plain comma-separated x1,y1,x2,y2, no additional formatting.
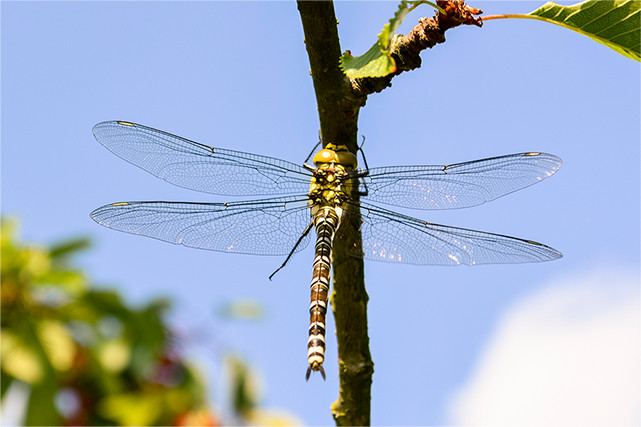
352,0,483,97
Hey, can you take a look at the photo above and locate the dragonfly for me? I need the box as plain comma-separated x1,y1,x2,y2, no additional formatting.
90,120,562,380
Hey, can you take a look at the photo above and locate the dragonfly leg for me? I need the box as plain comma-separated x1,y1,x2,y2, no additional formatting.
268,220,314,280
303,132,323,164
352,169,370,197
358,135,370,171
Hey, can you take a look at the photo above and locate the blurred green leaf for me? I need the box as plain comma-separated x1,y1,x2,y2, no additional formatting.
1,217,212,425
98,392,163,426
37,269,87,295
25,379,60,426
36,319,76,372
1,372,13,398
227,355,259,417
218,299,265,321
97,339,131,373
49,237,91,259
1,216,299,425
1,331,44,384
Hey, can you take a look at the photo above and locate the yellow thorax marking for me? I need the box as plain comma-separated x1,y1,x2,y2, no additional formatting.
312,143,358,170
309,144,357,206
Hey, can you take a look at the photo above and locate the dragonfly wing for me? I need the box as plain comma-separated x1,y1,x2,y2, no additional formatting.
338,202,562,265
361,152,562,210
90,196,313,256
93,121,312,196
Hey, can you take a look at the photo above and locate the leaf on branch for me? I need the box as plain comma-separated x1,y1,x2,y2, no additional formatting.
340,0,442,78
527,1,640,61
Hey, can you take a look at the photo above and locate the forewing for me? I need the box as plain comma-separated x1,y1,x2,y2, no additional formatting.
361,152,562,210
90,196,312,256
93,121,312,196
338,202,562,265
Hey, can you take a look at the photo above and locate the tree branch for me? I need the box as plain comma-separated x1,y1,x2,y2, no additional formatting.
297,2,372,426
351,0,483,97
296,1,481,425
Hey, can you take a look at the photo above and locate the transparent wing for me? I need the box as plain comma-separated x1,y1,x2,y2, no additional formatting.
93,121,312,196
337,202,562,265
90,196,313,256
360,152,562,210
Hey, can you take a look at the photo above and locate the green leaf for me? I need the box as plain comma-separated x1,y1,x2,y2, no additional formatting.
341,43,397,79
340,0,442,78
379,1,413,51
491,1,641,61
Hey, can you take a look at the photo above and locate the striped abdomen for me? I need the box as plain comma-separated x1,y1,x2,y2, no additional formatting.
306,207,341,380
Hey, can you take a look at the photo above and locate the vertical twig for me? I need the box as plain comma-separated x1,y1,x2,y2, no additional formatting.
296,1,482,424
296,1,373,425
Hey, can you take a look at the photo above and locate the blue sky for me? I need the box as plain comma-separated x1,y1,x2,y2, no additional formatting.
2,1,639,425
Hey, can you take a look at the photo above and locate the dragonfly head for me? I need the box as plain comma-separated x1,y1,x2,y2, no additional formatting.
313,143,358,170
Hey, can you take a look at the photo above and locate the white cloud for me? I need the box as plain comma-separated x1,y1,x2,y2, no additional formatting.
448,268,640,427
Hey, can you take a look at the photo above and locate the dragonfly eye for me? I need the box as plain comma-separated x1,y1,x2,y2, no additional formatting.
313,148,340,166
313,144,358,170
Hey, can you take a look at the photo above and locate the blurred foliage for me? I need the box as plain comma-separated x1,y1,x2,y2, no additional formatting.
217,300,265,321
0,218,301,426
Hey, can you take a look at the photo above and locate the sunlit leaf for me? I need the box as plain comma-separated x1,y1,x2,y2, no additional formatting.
529,1,640,61
486,1,641,62
36,319,76,372
0,331,44,384
98,392,163,426
97,339,130,373
22,247,51,279
340,44,396,79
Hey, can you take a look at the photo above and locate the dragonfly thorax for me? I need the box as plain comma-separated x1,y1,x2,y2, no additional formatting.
309,164,353,210
313,143,358,170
